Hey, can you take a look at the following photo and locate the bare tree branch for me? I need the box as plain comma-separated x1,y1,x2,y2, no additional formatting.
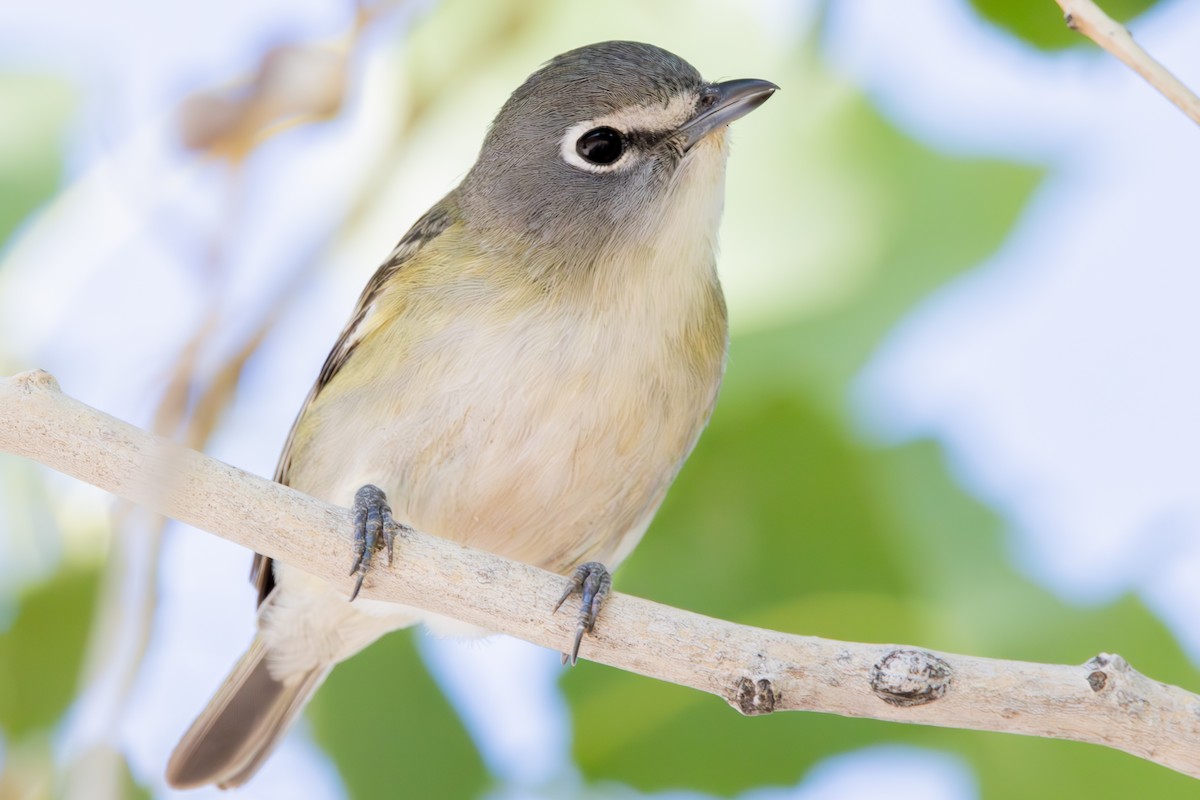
2,369,1199,779
1054,0,1200,125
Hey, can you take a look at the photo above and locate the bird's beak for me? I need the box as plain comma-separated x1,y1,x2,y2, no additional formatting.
678,78,778,151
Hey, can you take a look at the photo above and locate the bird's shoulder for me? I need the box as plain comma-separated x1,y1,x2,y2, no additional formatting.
312,201,459,398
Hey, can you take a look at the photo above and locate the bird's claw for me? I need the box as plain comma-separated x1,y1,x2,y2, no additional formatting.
348,484,405,601
553,561,611,666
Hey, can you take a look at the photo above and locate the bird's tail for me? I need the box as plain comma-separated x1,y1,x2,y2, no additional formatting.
166,635,328,789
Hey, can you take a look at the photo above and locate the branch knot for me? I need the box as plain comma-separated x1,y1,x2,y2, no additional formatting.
870,649,953,707
1084,652,1130,693
731,677,778,716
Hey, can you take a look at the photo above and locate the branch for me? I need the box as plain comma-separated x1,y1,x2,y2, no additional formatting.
1054,0,1200,126
3,369,1199,779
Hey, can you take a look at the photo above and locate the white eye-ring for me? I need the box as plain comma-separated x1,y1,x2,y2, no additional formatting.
560,120,629,173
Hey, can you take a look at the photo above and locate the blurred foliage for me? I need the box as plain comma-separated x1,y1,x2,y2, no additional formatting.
0,67,94,800
0,565,100,738
0,75,73,248
0,0,1196,798
308,630,489,800
969,0,1160,50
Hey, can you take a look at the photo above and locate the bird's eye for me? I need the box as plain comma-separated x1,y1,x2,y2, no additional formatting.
576,127,625,165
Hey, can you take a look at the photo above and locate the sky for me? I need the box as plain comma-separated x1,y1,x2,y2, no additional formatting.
0,0,1197,798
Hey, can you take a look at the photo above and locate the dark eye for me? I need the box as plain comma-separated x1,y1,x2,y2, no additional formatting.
576,127,625,165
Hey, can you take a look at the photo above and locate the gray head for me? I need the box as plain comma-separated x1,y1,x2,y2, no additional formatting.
458,41,775,257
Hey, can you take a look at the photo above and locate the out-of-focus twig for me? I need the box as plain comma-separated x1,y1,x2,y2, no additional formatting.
62,313,212,800
61,6,415,799
179,45,349,160
1054,0,1200,125
178,1,408,161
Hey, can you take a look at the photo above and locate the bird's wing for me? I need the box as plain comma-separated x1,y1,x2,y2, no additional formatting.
250,203,456,606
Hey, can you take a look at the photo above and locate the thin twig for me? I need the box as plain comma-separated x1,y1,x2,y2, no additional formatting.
1054,0,1200,125
2,369,1199,779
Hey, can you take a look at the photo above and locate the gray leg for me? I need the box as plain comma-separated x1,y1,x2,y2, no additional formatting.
348,484,407,601
553,561,612,666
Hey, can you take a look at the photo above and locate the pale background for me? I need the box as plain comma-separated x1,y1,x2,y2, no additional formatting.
0,0,1196,798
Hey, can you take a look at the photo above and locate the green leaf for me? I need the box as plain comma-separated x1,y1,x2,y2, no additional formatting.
968,0,1160,51
0,74,74,248
0,565,101,738
307,629,489,800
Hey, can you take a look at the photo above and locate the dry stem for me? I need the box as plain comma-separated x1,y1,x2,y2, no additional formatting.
1054,0,1200,125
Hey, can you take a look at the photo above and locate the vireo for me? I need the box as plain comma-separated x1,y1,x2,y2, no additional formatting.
167,40,775,789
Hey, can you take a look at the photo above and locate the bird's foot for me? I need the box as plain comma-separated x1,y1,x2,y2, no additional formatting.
348,484,407,601
552,561,612,666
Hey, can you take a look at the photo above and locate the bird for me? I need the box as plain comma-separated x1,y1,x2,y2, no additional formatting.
166,39,775,789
